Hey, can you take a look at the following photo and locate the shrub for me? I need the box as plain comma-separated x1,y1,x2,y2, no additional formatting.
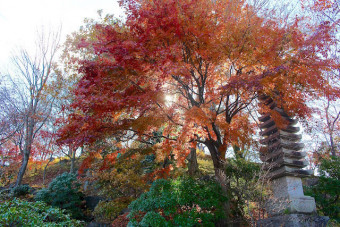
0,188,11,201
0,198,83,226
128,177,227,226
11,184,32,197
0,164,20,187
95,153,150,200
35,172,84,219
225,157,264,222
35,188,50,203
141,154,157,174
93,197,132,222
305,156,340,221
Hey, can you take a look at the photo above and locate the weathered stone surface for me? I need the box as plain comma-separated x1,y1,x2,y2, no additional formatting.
265,142,304,155
281,141,304,151
280,131,302,141
258,94,322,226
267,166,313,179
260,125,278,136
264,157,308,170
266,141,282,152
266,176,316,215
257,214,329,227
260,131,280,145
265,197,317,216
261,148,306,162
290,196,317,214
282,117,298,125
259,113,271,122
267,100,277,109
274,107,289,117
260,118,276,129
281,125,300,133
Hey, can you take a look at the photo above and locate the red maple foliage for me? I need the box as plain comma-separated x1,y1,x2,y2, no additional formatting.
58,0,339,218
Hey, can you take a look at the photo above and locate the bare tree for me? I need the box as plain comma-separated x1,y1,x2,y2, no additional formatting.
0,77,23,147
3,29,61,186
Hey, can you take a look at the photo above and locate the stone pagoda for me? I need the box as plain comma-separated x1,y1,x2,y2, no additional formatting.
257,94,328,226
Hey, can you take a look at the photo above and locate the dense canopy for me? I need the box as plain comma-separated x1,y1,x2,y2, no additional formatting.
59,0,337,167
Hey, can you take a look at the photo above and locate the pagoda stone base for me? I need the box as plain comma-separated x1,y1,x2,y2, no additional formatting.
266,196,317,215
266,176,316,215
257,214,329,227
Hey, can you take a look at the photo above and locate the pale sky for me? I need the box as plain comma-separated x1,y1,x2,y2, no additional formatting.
0,0,124,71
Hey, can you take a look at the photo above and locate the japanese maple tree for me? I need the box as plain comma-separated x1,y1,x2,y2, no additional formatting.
59,0,339,220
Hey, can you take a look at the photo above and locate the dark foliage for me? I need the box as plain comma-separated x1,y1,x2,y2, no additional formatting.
305,156,340,222
128,177,227,226
35,172,84,219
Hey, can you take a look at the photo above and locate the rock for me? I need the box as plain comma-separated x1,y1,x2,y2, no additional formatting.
257,214,329,227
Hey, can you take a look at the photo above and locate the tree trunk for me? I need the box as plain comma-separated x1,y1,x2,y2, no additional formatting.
70,158,75,174
43,164,47,186
80,146,84,156
43,155,53,186
69,146,76,174
187,147,199,176
330,133,336,157
205,140,231,226
15,119,34,187
15,152,29,187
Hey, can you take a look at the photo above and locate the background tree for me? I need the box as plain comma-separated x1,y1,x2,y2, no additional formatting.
302,0,339,160
52,63,84,174
33,129,59,185
2,29,61,186
0,77,22,147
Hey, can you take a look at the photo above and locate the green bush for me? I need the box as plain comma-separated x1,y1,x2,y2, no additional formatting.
305,156,340,221
0,198,83,226
35,172,84,219
128,177,227,226
11,184,31,197
35,188,50,202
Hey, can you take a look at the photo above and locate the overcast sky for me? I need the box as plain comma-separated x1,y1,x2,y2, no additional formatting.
0,0,123,71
